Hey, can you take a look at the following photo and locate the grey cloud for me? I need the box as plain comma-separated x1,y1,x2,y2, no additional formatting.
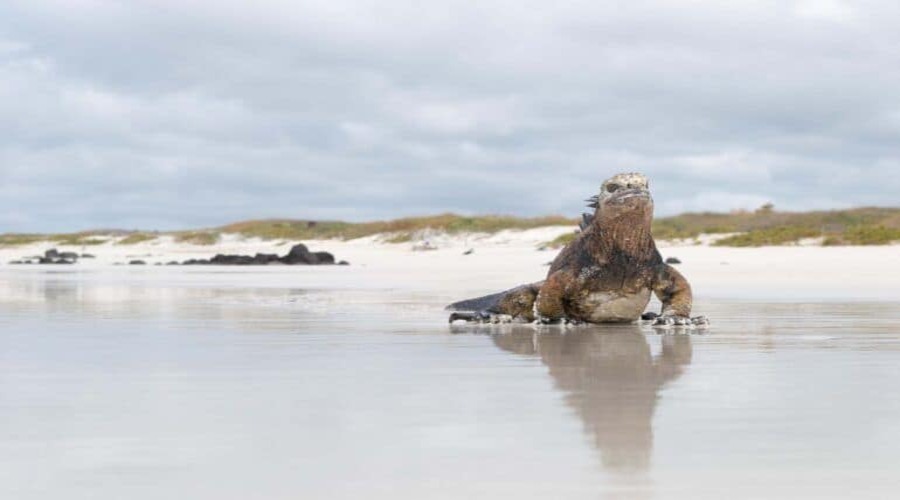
0,0,898,232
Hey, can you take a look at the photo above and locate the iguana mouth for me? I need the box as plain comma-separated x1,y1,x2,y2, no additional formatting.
609,188,650,205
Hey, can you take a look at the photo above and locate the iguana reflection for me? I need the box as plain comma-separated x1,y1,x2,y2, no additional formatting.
487,325,691,471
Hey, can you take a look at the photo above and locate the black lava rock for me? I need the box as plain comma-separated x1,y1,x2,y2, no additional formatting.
281,244,315,264
180,243,341,266
210,254,255,265
312,251,335,264
254,253,280,264
181,259,211,265
34,249,78,264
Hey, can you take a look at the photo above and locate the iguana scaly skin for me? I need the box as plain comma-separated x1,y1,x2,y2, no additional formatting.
446,172,707,327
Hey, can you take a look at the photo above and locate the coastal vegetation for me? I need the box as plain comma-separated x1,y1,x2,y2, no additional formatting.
173,231,219,245
543,206,900,248
654,206,899,243
117,232,157,245
0,232,108,246
1,207,898,248
543,231,578,249
218,214,575,241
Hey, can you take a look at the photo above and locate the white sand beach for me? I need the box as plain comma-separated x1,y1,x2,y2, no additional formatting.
2,227,897,303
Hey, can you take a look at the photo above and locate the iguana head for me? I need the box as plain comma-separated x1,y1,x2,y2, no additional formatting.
586,172,653,221
582,172,655,255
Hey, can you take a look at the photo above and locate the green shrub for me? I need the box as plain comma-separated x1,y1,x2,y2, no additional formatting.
0,234,44,246
52,234,107,246
712,226,821,247
118,233,157,245
174,231,219,245
541,231,578,249
1,233,106,246
822,225,900,246
384,232,413,243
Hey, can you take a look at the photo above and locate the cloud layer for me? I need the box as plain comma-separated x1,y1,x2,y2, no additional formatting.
1,0,898,231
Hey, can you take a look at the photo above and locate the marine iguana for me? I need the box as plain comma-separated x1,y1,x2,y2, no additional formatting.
446,172,707,327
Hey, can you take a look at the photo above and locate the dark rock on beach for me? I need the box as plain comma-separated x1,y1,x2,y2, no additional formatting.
129,260,146,265
210,254,256,265
281,244,315,264
254,253,280,264
38,256,73,264
15,248,84,265
665,257,682,264
282,245,335,265
182,258,211,265
181,244,344,266
312,251,335,264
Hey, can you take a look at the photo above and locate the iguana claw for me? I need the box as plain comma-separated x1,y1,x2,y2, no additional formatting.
534,315,563,325
448,311,513,324
651,314,709,328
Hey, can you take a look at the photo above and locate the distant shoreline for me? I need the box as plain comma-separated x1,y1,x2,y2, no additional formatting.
1,207,899,249
1,227,897,303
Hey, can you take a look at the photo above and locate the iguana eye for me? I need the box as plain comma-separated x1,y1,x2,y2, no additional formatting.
606,183,620,193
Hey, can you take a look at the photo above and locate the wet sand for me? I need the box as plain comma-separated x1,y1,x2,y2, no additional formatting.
1,265,899,499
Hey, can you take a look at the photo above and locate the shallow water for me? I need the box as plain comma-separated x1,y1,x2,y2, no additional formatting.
1,268,899,499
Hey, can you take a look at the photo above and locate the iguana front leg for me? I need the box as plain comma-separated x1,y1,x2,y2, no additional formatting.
651,264,708,327
534,270,573,323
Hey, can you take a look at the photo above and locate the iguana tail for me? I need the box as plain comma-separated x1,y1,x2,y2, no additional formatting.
446,289,510,313
446,282,543,322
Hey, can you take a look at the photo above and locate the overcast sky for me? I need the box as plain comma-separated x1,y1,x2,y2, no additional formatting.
1,0,898,232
